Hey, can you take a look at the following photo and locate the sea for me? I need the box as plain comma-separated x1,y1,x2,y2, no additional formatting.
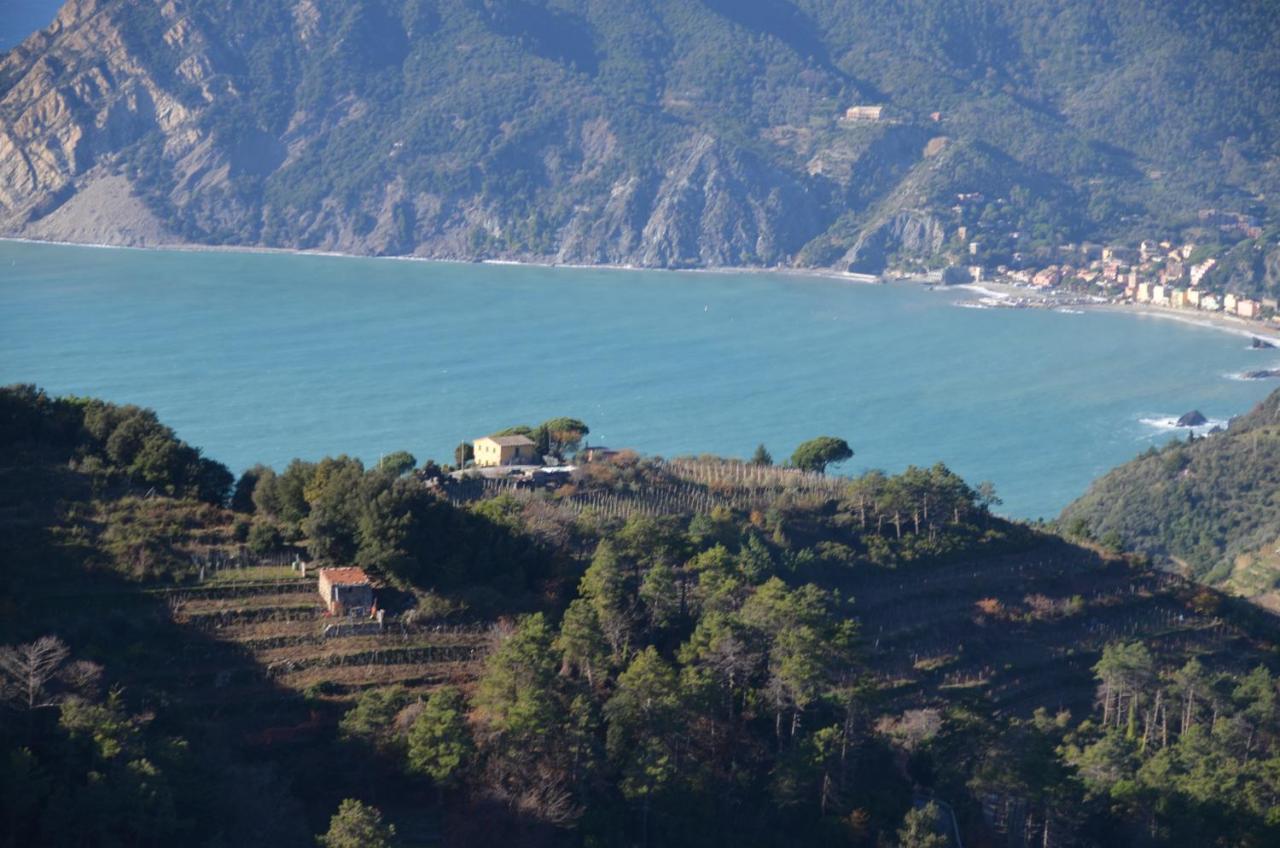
2,239,1277,519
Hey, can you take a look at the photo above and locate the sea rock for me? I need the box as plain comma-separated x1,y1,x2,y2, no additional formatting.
1176,410,1208,427
1242,369,1280,380
1252,337,1276,350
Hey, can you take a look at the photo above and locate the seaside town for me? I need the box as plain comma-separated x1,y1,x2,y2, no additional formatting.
946,208,1280,335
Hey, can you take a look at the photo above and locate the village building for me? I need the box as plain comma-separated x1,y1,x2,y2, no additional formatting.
1152,284,1167,304
1224,293,1239,313
1238,299,1261,319
580,445,619,463
1168,289,1189,309
968,265,984,283
1190,258,1216,287
473,434,540,467
1136,282,1152,303
1032,267,1061,288
317,567,374,616
1200,294,1221,312
843,105,884,121
1187,289,1204,308
1262,297,1279,312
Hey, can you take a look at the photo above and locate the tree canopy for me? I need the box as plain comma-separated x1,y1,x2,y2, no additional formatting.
790,436,854,474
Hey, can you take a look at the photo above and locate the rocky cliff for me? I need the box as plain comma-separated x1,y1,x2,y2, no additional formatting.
2,0,1277,271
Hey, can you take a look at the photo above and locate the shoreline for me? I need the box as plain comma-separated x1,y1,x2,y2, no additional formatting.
953,280,1280,343
5,234,1278,343
1085,302,1280,343
0,234,882,285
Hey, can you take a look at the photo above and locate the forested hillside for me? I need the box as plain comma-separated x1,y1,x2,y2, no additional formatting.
1,0,1278,279
5,384,1280,847
1060,386,1280,608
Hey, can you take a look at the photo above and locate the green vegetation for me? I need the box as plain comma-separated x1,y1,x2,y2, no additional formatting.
1060,387,1280,599
318,799,400,848
4,384,1280,846
791,435,854,474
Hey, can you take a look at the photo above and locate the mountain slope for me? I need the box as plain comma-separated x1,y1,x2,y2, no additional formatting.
1060,386,1280,606
1,0,1278,271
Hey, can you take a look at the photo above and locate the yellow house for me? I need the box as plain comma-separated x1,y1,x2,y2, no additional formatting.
473,435,539,467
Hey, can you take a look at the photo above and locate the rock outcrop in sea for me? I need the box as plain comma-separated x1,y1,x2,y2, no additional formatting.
1176,410,1208,427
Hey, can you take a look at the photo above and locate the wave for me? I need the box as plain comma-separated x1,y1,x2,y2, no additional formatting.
1224,365,1280,381
1139,415,1229,434
956,284,1010,300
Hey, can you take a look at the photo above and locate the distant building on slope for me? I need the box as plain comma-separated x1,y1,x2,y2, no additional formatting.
843,105,885,121
473,434,540,467
318,567,374,616
1190,258,1216,287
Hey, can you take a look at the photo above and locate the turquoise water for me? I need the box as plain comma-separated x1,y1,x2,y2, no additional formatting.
2,239,1277,518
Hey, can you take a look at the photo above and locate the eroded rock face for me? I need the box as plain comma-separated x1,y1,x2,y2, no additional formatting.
0,0,935,270
632,135,823,268
0,0,211,240
839,210,947,274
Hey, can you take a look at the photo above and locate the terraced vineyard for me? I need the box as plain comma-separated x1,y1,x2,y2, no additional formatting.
108,570,495,740
848,541,1254,718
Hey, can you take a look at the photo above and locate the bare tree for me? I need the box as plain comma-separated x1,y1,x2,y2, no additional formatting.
60,659,105,701
0,635,71,710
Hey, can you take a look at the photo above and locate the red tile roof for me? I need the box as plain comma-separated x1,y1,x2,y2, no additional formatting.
319,567,371,585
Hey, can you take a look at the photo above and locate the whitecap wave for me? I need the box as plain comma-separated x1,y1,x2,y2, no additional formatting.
1225,365,1280,381
1139,415,1229,433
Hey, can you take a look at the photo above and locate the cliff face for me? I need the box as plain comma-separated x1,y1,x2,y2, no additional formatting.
1,0,1277,270
0,0,209,244
0,1,844,265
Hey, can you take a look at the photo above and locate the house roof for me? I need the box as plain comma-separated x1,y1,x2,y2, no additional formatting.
480,435,537,447
319,567,371,586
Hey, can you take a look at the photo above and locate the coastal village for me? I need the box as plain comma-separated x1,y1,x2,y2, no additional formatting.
840,103,1279,336
944,208,1280,335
